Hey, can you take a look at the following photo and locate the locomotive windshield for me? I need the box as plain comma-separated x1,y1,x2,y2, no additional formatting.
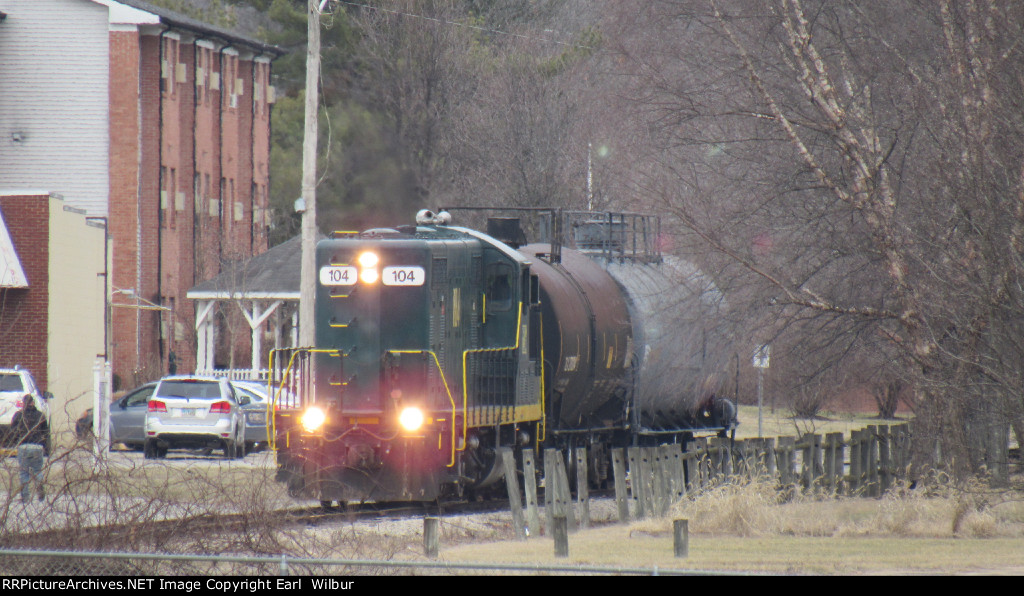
485,262,514,311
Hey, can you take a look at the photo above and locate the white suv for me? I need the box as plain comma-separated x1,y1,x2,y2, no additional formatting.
0,367,51,445
144,376,249,459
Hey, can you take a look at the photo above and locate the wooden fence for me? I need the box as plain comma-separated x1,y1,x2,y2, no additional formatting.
501,422,935,535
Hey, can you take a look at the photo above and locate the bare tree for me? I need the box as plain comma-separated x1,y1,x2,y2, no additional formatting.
601,0,1024,476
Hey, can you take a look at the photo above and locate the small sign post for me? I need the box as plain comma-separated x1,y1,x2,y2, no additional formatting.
753,345,770,438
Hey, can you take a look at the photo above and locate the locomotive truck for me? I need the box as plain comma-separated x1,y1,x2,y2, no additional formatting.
271,208,737,504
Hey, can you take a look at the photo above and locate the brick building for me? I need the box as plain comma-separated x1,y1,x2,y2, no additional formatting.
0,193,107,436
0,0,283,390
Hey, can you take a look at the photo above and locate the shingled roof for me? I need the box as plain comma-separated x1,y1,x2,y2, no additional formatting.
110,0,284,56
187,235,301,300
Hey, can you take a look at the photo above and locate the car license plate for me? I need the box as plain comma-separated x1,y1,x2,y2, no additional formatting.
179,408,197,417
248,412,265,424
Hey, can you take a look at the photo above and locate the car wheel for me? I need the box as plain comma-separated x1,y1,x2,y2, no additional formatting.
234,438,246,459
144,439,158,459
225,440,237,459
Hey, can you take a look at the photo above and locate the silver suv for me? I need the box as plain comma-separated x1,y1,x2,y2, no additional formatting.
144,376,248,459
0,367,51,446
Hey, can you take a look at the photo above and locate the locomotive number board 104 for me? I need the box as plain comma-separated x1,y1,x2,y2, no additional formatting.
318,265,425,286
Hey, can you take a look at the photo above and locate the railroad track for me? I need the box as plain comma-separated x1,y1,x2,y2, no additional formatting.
8,487,616,547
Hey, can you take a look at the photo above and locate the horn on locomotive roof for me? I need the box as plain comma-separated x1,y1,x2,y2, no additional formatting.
415,209,452,226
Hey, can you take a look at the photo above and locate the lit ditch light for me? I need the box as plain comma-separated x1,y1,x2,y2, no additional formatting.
300,406,327,433
398,406,425,432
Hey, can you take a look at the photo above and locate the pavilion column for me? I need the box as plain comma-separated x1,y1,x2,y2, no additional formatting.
237,300,283,375
195,300,217,372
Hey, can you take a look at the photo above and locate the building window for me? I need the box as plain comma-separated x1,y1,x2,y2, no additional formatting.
162,37,180,98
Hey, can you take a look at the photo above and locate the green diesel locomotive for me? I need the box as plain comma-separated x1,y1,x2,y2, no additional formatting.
272,209,736,504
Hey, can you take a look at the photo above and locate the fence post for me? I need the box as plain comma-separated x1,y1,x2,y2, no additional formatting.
499,447,527,540
692,437,708,490
673,519,689,558
763,437,776,478
799,434,814,492
893,423,909,480
424,517,440,558
553,515,569,558
733,439,748,477
720,437,733,477
867,425,879,498
522,448,541,537
555,450,577,532
667,443,686,500
627,447,646,519
574,447,590,529
639,447,656,516
654,446,672,516
848,429,862,495
878,426,892,495
777,436,796,490
544,449,576,533
824,432,842,494
611,448,630,523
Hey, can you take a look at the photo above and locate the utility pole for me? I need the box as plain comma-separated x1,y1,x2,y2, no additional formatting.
298,0,322,347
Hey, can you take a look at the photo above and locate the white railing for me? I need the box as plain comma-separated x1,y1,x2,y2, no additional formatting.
194,368,269,381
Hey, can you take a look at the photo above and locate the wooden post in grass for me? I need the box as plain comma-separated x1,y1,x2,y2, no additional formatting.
666,443,685,501
681,451,696,494
800,434,817,492
543,449,561,532
867,425,879,498
878,425,892,495
652,446,669,516
717,437,733,477
641,447,657,516
574,447,590,528
627,447,647,518
691,437,708,490
424,516,439,558
554,449,577,532
777,436,796,489
553,514,569,558
762,437,776,478
500,447,526,540
673,519,689,558
522,448,541,537
824,432,842,494
847,429,861,495
611,448,630,522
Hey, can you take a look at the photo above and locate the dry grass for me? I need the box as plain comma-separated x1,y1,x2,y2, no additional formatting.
440,474,1024,574
733,405,906,441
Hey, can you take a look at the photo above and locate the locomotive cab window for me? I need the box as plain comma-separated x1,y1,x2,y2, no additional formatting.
485,262,514,312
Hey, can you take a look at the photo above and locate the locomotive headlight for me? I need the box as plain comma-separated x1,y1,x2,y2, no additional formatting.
300,406,327,433
359,267,379,284
398,406,425,432
357,252,379,268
